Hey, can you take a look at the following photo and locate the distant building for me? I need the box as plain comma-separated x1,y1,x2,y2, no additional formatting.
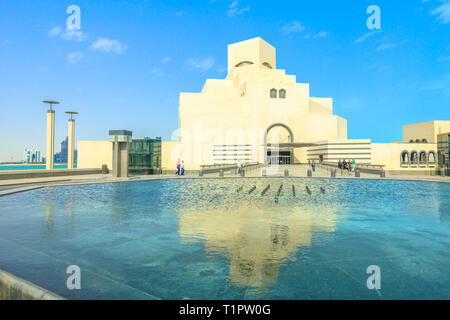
34,150,40,163
24,149,31,163
54,136,70,164
24,149,41,163
60,137,68,163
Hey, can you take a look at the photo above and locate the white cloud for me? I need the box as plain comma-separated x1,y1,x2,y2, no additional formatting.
314,31,328,39
165,96,177,104
430,2,450,24
67,51,84,64
419,73,450,92
368,63,392,73
227,1,250,17
152,68,165,77
61,29,86,42
397,81,417,90
91,38,127,54
176,11,186,16
49,26,62,37
48,26,86,42
186,57,215,72
162,57,171,64
216,66,227,74
36,66,49,73
281,21,305,35
48,26,87,42
376,43,398,51
355,30,382,43
438,55,450,62
340,95,368,110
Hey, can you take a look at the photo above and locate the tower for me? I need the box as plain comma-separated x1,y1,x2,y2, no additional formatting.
227,37,276,73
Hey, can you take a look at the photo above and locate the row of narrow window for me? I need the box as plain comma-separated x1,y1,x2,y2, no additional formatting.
270,89,286,99
409,139,428,143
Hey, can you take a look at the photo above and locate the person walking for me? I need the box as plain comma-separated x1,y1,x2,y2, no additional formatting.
181,160,185,176
351,159,356,172
176,159,181,176
311,160,316,172
236,160,242,175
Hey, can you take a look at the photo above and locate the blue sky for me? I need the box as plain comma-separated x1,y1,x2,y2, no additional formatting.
0,0,449,162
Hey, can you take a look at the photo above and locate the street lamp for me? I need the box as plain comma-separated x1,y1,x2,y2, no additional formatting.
43,100,59,170
43,100,59,111
65,111,78,119
65,111,78,169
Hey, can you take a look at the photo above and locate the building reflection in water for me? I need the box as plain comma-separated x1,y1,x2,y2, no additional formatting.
65,196,75,222
43,197,54,233
177,203,339,288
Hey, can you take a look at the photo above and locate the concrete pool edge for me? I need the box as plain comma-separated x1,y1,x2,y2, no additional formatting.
0,269,65,300
0,186,44,197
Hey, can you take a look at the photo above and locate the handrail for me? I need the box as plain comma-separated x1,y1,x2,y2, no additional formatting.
319,162,385,169
199,162,259,175
200,162,258,169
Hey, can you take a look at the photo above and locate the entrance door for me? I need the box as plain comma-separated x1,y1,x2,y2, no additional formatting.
267,150,291,164
265,123,294,164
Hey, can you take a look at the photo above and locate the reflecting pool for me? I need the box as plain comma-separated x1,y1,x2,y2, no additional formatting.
0,178,448,299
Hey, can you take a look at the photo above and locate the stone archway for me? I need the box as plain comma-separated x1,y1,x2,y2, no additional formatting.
410,150,419,165
419,150,428,165
264,123,294,164
401,150,410,165
428,151,437,165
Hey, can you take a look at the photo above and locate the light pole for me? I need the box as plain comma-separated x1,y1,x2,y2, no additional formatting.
65,111,78,169
43,100,59,170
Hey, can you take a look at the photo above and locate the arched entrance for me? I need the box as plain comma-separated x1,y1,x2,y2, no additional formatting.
264,123,294,164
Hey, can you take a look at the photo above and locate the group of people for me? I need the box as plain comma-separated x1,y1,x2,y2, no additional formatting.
338,159,356,172
176,159,185,176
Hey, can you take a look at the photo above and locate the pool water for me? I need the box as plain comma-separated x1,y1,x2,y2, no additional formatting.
0,178,448,300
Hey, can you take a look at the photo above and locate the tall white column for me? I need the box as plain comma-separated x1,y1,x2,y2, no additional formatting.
68,119,75,169
46,110,55,170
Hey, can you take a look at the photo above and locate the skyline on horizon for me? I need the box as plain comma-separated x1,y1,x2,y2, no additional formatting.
1,0,449,162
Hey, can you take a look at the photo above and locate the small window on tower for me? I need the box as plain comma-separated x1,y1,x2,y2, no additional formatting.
279,89,286,99
235,61,254,67
270,89,277,99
